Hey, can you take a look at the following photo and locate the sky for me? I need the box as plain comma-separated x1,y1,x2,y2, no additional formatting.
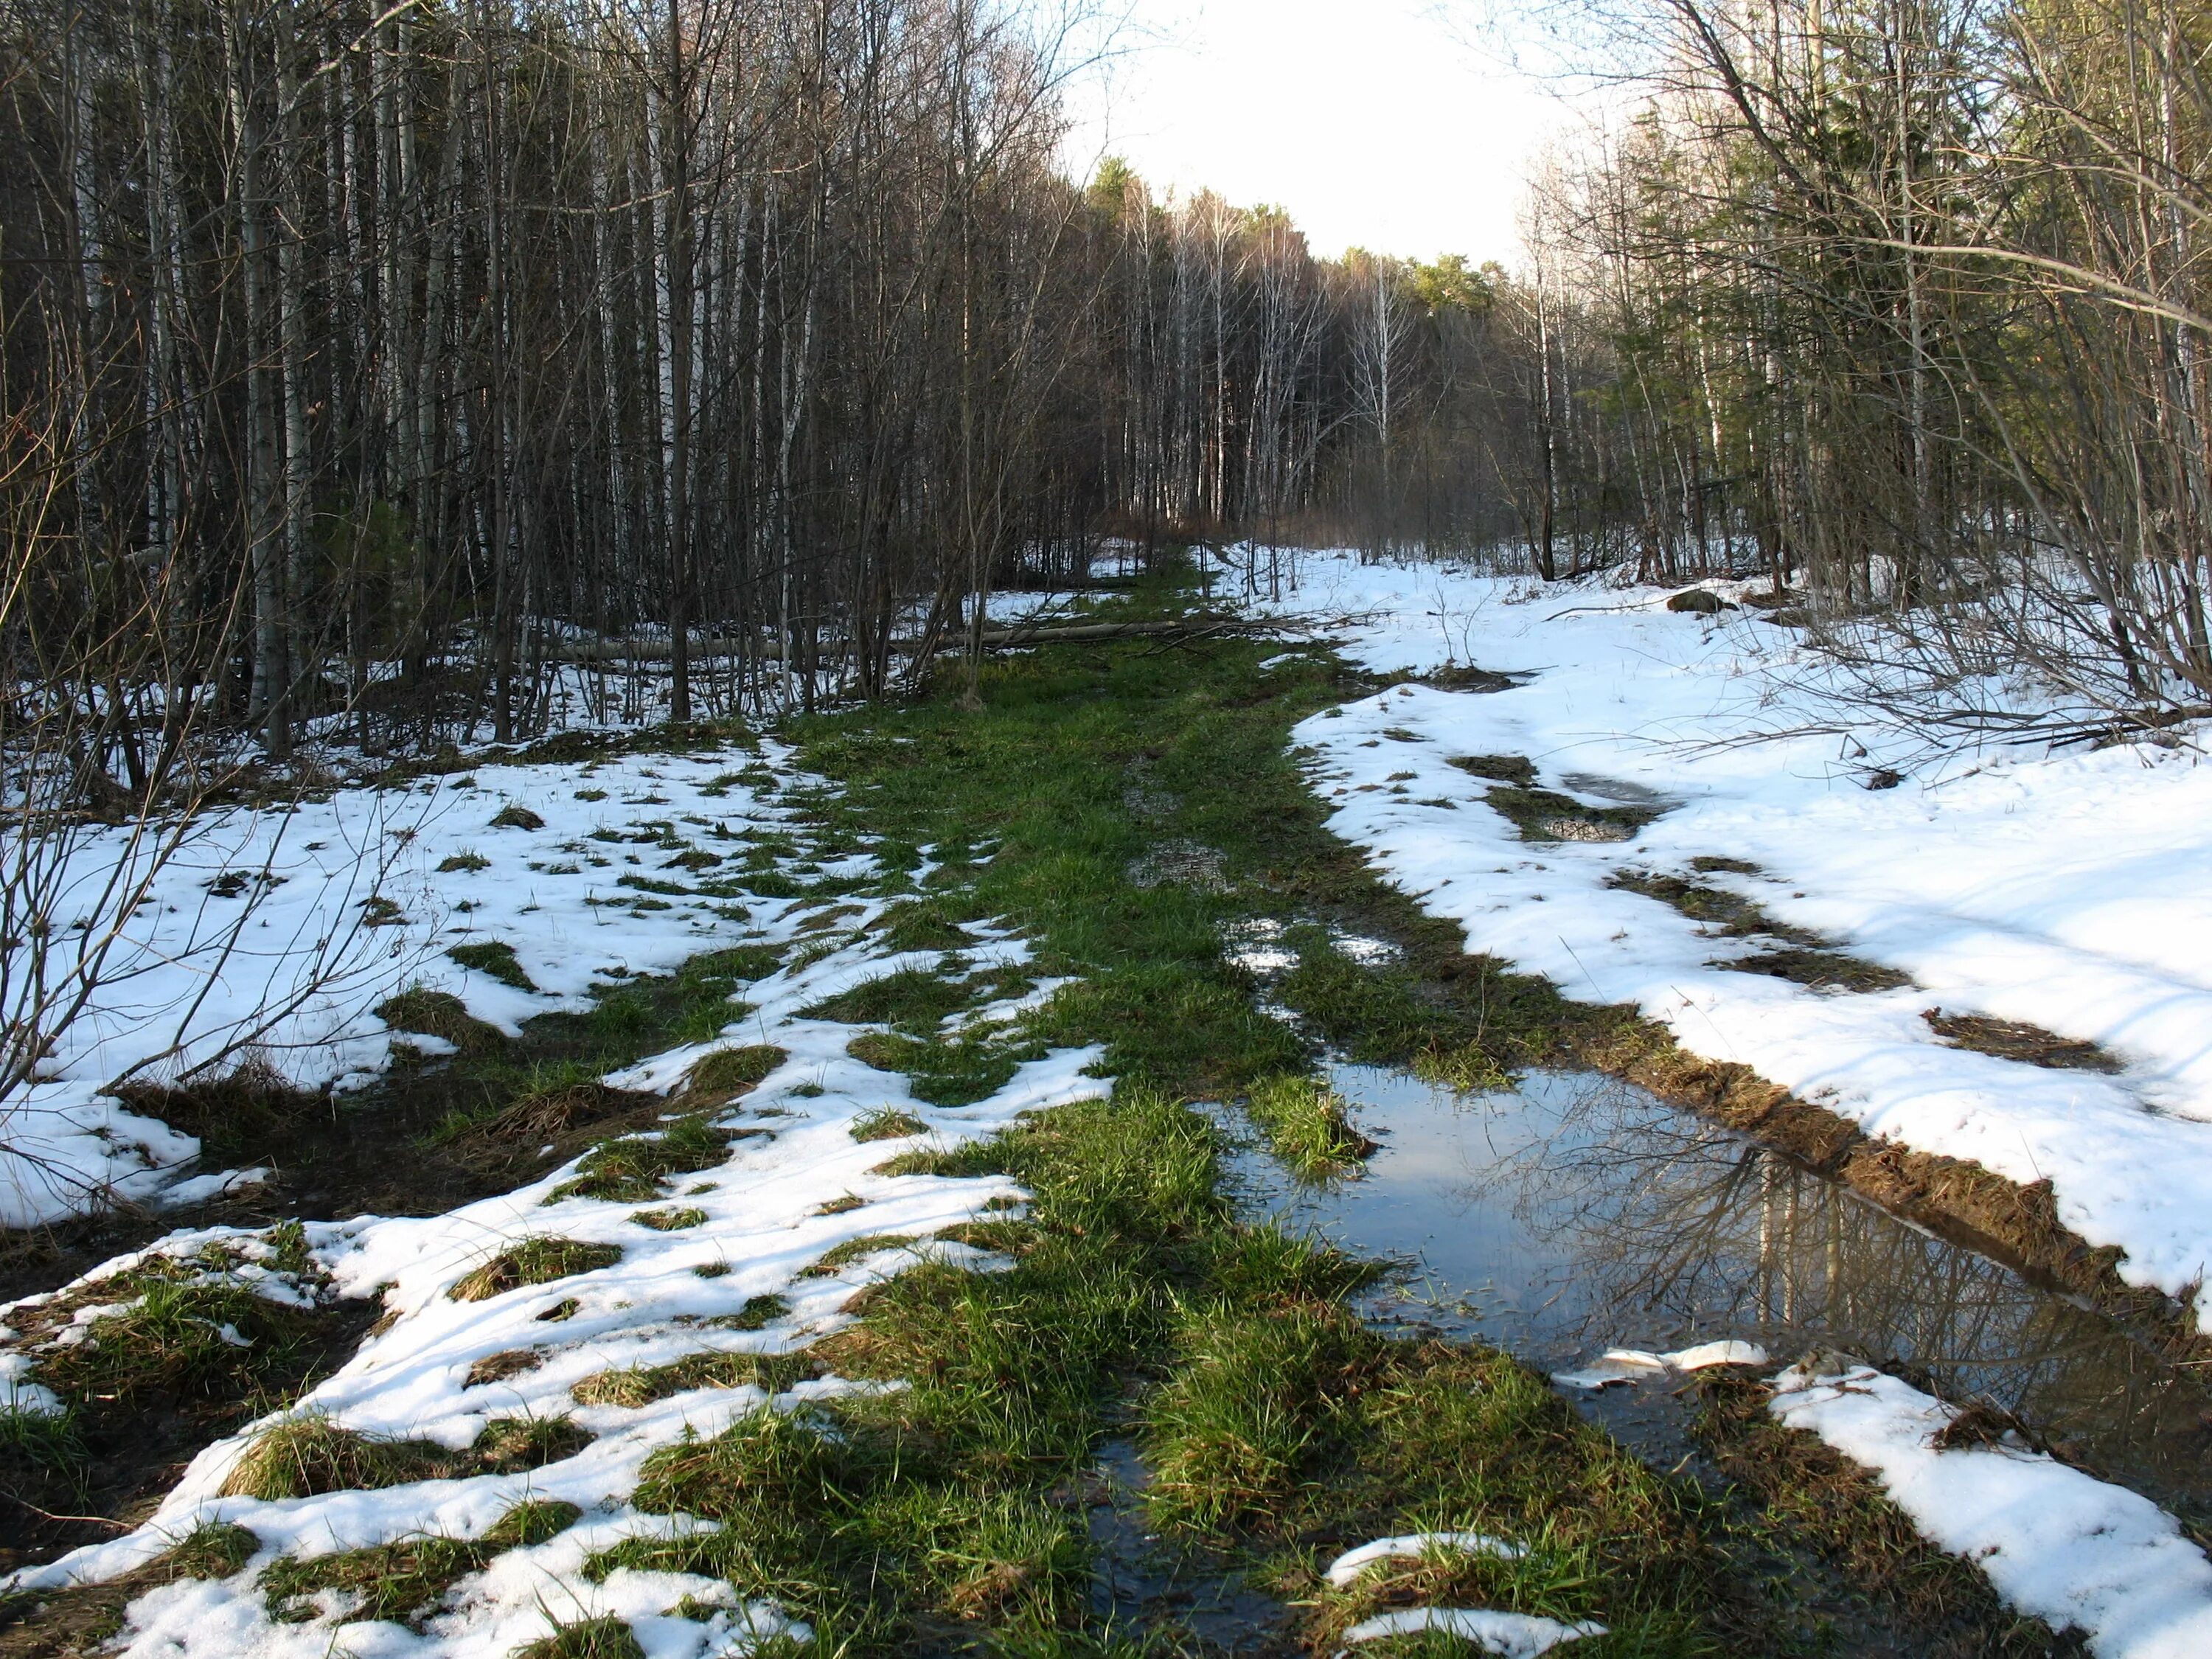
1057,0,1574,270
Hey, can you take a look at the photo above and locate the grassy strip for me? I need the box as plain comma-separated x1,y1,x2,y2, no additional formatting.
591,1087,1220,1652
763,563,2067,1655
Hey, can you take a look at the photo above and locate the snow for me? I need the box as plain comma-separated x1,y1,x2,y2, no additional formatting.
1770,1360,2212,1658
0,739,828,1225
1324,1533,1522,1587
1549,1340,1767,1391
1,743,1112,1656
1338,1607,1607,1655
0,1351,62,1418
0,728,1121,1655
1232,549,2212,1330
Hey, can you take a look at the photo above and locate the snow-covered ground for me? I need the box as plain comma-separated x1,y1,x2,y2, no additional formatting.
0,739,1110,1656
1234,547,2212,1656
0,740,841,1225
1245,549,2212,1328
1770,1360,2212,1658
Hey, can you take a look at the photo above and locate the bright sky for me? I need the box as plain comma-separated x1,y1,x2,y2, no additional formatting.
1058,0,1571,269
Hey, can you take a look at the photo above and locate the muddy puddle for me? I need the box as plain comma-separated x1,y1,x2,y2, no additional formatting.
1224,1065,2212,1526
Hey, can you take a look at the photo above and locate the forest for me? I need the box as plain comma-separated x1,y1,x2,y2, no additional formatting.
1,0,1523,780
13,5,2212,1653
6,0,2212,765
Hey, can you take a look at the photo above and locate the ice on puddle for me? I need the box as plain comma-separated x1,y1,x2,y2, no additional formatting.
1666,1340,1769,1371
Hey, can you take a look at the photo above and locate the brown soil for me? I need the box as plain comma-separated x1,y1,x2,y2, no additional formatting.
0,1296,379,1575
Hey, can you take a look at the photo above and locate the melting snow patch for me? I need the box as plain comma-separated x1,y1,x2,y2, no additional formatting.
1338,1607,1606,1656
1770,1359,2212,1658
0,741,1115,1659
1551,1341,1767,1391
1324,1532,1523,1587
1237,548,2212,1330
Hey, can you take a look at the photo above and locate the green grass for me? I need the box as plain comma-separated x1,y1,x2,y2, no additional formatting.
449,1237,624,1302
571,1351,815,1408
804,964,1032,1034
547,1117,734,1203
30,1266,324,1413
800,1234,919,1278
684,1043,787,1096
447,939,536,990
762,570,1964,1655
153,1521,260,1580
513,1618,647,1659
589,1083,1220,1651
1242,1072,1377,1180
219,1417,465,1500
375,987,509,1054
256,1500,584,1627
630,1206,708,1231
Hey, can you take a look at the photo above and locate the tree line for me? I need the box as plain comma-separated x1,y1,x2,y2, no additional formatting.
3,0,1595,792
1515,0,2212,728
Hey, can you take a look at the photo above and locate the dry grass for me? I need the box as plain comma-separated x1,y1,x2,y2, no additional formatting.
448,1237,623,1303
218,1419,463,1501
1926,1009,2121,1071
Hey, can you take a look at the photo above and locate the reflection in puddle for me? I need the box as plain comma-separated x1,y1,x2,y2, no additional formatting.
1225,1066,2212,1521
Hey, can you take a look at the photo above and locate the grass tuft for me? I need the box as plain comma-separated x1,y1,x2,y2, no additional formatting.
1244,1073,1377,1180
1409,1040,1515,1094
219,1417,462,1500
512,1615,647,1658
630,1206,708,1231
485,1497,585,1548
375,987,507,1054
153,1521,259,1580
684,1043,787,1096
447,939,536,991
548,1117,734,1203
449,1237,623,1302
474,1413,593,1470
801,1234,918,1278
571,1351,813,1409
850,1107,928,1142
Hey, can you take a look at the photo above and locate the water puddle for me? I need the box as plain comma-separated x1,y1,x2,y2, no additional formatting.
1223,1065,2212,1523
1081,1439,1292,1652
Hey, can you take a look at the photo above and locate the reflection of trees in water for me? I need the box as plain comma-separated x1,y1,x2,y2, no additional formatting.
1455,1074,2212,1500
